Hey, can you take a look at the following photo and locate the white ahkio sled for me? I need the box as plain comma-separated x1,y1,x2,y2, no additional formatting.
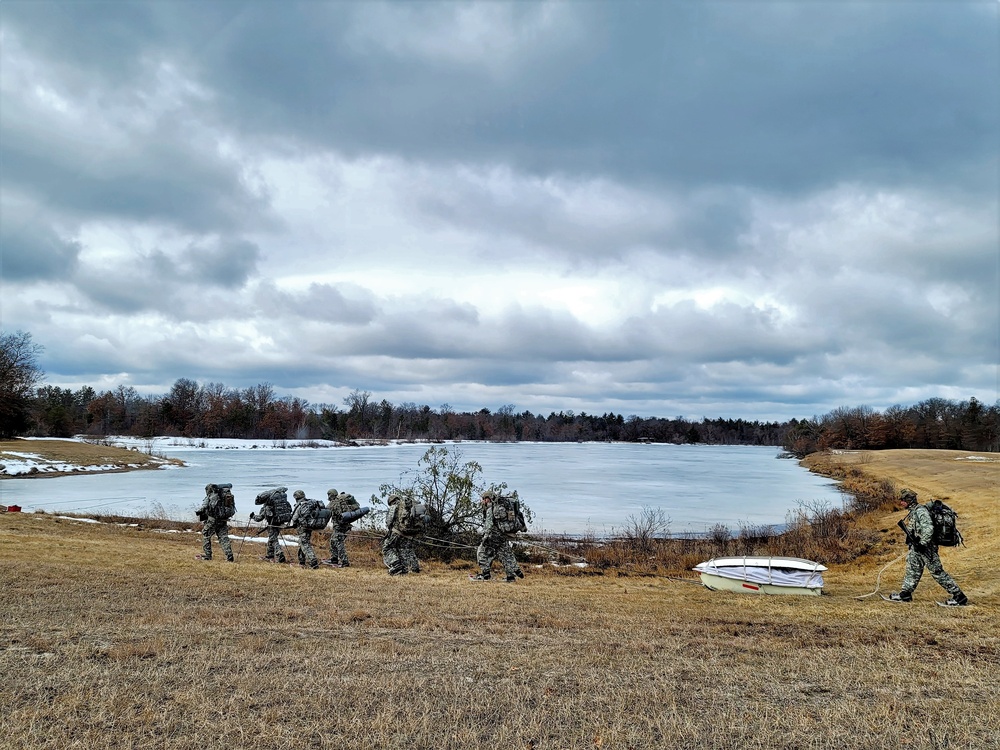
693,556,827,596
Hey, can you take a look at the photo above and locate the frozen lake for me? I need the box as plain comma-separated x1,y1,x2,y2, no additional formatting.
0,441,843,536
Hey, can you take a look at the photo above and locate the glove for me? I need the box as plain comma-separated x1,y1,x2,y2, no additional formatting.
249,512,256,521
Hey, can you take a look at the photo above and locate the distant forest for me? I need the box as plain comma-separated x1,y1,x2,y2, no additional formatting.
23,379,1000,455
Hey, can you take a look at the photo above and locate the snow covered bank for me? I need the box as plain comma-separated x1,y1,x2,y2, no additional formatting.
0,448,173,478
105,436,448,451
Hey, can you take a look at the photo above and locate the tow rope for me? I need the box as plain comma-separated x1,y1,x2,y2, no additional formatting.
853,553,906,600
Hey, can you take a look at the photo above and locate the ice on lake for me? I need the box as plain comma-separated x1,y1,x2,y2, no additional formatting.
0,439,843,537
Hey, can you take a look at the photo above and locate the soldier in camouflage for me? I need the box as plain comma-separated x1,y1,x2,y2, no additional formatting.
888,489,968,605
471,490,524,583
325,489,358,567
320,487,340,565
289,489,319,569
197,483,234,562
382,494,421,575
251,487,288,564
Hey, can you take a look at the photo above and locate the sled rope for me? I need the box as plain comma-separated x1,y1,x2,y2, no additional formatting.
854,553,906,600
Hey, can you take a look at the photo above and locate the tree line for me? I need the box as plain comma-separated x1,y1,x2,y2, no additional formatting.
18,380,1000,454
782,399,999,455
24,379,791,446
3,330,998,451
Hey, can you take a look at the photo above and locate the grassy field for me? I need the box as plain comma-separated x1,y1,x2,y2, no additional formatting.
1,449,997,749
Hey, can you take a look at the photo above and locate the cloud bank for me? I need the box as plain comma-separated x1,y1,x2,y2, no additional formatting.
1,1,997,420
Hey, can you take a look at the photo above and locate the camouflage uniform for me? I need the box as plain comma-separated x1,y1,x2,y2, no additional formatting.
327,489,357,567
475,491,523,582
289,490,319,569
199,484,234,562
892,489,966,604
264,513,286,562
252,488,288,563
382,494,421,575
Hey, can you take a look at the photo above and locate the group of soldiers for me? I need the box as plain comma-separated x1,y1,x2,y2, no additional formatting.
195,483,527,582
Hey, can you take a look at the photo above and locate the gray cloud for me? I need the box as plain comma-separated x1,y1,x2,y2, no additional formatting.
2,2,996,421
0,104,270,234
64,237,262,315
180,239,261,288
6,3,994,193
253,281,377,325
0,201,81,280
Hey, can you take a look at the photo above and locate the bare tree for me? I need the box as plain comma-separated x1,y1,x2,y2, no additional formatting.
343,388,373,438
0,330,45,438
495,403,516,442
617,506,671,553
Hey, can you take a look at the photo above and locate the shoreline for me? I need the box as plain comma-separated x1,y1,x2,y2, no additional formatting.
0,437,185,480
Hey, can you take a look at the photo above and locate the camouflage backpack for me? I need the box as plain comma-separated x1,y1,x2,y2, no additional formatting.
208,484,236,520
340,493,361,515
302,499,332,530
925,500,963,547
270,490,293,525
333,492,362,526
492,495,527,535
397,497,428,535
255,487,292,525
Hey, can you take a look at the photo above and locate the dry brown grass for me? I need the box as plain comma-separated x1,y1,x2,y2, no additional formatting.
1,449,998,749
0,438,184,478
804,449,1000,602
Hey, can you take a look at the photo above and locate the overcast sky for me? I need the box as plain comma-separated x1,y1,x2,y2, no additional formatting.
1,1,997,421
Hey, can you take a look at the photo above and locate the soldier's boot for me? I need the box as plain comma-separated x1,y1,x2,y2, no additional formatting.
503,575,517,583
888,591,913,602
514,569,524,579
276,555,287,564
388,566,407,576
469,573,491,582
942,592,969,606
195,554,212,561
309,560,319,570
226,554,235,563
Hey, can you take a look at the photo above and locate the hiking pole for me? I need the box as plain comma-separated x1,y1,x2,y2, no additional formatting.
234,516,256,564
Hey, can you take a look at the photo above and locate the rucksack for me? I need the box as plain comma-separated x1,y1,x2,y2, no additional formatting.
493,495,527,534
341,494,361,515
334,493,364,527
271,494,293,525
254,487,292,525
398,498,428,535
208,484,236,520
925,500,963,547
302,499,332,530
